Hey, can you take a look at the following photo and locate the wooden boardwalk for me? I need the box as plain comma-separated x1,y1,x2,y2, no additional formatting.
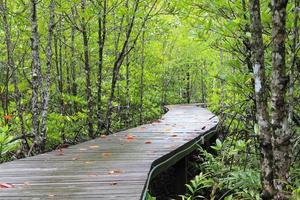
0,104,218,200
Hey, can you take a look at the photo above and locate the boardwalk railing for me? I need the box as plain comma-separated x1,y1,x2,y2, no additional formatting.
0,104,218,200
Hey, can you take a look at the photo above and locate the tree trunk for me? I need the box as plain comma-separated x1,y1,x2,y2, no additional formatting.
40,0,55,151
139,30,145,125
249,0,274,198
30,0,42,151
81,0,94,138
105,0,140,132
288,0,299,127
70,7,77,112
96,0,107,134
270,0,290,199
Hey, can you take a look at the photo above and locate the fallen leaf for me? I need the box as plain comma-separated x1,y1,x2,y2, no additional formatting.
110,182,118,186
87,172,98,177
125,134,136,142
145,141,152,144
171,134,177,137
85,161,95,164
102,152,112,158
164,128,172,131
108,169,124,175
72,155,80,160
55,149,64,156
89,145,99,149
23,181,31,187
100,135,107,139
0,183,15,189
153,120,161,123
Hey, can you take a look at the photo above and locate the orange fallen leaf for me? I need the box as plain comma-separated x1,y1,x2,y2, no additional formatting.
89,145,99,149
102,152,112,158
0,183,15,189
145,141,152,144
125,134,136,142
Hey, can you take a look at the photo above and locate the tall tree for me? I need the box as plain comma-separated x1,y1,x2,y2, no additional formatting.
270,0,290,199
96,0,107,134
81,0,94,138
40,0,55,150
249,0,274,198
30,0,42,152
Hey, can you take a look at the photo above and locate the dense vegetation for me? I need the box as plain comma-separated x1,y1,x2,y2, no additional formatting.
0,0,299,199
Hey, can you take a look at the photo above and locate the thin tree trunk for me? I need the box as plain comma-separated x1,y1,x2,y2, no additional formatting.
249,0,274,198
96,0,107,134
288,0,299,126
105,0,140,132
81,0,94,138
40,0,55,151
70,7,77,112
139,30,145,125
186,72,191,104
271,0,290,199
30,0,42,151
200,67,206,104
125,50,130,128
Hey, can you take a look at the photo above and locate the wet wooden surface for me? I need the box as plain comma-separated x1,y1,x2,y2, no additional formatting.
0,104,218,200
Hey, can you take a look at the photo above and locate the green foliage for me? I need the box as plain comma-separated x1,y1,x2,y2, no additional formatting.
0,125,19,157
182,141,261,200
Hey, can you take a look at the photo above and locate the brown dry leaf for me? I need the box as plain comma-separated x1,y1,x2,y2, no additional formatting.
110,182,118,186
171,134,178,137
100,135,107,139
102,152,112,158
89,145,99,149
145,141,152,144
72,155,80,161
0,183,15,189
55,149,64,156
23,181,31,187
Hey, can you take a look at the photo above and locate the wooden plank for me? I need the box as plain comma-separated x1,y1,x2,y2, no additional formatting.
0,104,218,200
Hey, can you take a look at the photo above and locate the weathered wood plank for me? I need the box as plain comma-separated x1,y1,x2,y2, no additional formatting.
0,104,218,200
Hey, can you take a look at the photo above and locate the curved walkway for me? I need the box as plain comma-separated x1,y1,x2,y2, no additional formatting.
0,104,218,200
